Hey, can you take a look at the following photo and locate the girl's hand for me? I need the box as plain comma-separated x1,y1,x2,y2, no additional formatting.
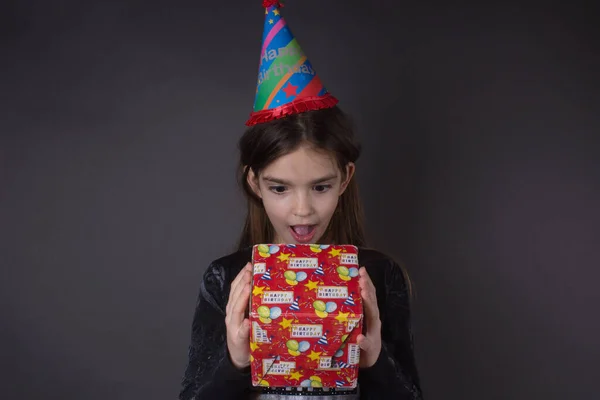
225,262,253,370
357,266,382,368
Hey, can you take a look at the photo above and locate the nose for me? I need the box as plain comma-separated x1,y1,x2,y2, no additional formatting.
292,192,314,218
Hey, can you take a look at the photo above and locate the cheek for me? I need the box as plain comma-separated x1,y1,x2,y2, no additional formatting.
316,193,339,218
262,197,288,222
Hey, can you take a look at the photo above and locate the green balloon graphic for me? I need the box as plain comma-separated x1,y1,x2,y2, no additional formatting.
257,244,270,253
286,340,299,351
336,266,350,276
257,306,270,318
313,300,326,312
283,270,297,281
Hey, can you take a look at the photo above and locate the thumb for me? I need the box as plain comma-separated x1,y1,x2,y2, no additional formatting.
357,334,371,352
238,318,251,340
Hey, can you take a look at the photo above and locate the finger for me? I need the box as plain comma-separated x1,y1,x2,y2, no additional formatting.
231,267,252,308
227,265,247,314
230,262,252,296
357,333,371,352
230,280,252,328
359,266,377,294
361,291,380,334
359,268,380,326
359,267,377,302
228,269,251,321
227,263,252,316
238,318,251,340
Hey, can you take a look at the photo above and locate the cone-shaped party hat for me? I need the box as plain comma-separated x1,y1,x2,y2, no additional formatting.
245,0,338,126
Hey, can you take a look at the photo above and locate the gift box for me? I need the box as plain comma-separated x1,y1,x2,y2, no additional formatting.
249,244,363,389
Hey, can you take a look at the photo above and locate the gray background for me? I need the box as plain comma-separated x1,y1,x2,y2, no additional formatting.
1,0,598,399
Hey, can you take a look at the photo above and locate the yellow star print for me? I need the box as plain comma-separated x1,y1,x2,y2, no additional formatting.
308,350,322,361
273,9,280,16
335,311,349,323
305,280,320,291
279,317,293,329
289,371,302,381
277,252,290,262
269,18,274,24
328,248,342,257
252,285,265,296
250,342,259,352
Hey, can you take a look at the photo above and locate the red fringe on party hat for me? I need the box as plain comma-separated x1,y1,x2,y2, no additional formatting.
262,0,283,8
246,94,338,126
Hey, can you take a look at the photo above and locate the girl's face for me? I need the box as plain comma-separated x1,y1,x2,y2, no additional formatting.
248,143,354,244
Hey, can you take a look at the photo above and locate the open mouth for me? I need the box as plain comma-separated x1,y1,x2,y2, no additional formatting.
289,225,317,243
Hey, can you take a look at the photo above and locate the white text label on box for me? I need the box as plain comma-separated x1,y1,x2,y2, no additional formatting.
288,257,319,269
319,356,332,369
263,359,296,376
253,262,266,274
317,286,349,299
347,317,361,332
348,343,360,365
290,324,323,338
262,291,294,304
252,322,270,343
340,254,358,265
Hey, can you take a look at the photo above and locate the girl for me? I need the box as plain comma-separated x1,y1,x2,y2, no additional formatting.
178,2,423,399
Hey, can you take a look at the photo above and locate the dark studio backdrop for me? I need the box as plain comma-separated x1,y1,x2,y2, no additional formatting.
1,0,598,399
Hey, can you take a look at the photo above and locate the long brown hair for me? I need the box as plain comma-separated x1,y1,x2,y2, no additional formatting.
236,106,366,250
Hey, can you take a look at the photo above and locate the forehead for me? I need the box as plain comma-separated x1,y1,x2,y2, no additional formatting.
261,145,338,182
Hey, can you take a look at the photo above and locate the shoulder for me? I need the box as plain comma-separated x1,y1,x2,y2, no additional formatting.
357,247,406,271
210,246,253,270
197,246,254,311
204,246,253,283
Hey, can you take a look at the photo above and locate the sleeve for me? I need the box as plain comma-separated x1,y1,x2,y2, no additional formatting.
357,259,424,399
178,262,251,400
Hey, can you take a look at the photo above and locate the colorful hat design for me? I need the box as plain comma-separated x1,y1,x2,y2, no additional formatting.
245,0,338,126
343,293,355,306
289,296,301,311
261,267,272,280
314,263,326,276
317,330,329,345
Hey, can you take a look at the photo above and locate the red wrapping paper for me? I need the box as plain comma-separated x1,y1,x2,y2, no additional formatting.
249,244,363,389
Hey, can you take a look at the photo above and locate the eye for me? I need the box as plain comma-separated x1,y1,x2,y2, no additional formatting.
314,184,332,193
269,185,287,194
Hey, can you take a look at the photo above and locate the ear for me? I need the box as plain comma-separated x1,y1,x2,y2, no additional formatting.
338,162,355,195
246,166,263,199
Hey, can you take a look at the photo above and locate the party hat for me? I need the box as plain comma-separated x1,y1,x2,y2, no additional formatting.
245,0,338,126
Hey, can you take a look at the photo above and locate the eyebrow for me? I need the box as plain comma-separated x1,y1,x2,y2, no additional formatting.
262,174,338,186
